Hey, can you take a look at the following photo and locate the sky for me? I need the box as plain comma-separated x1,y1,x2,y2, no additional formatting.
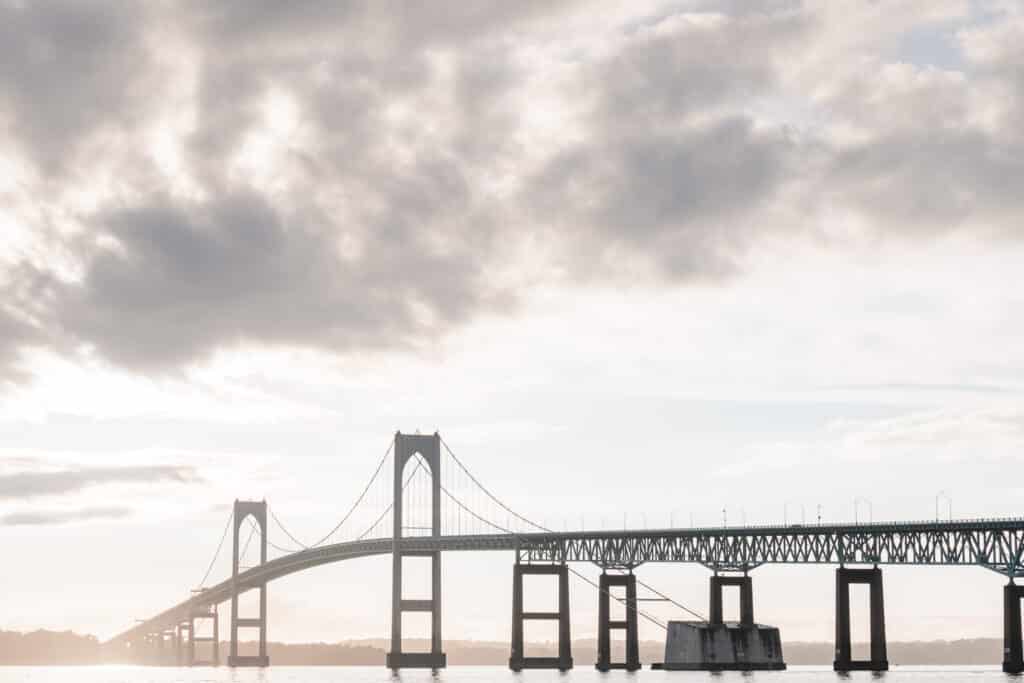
1,0,1023,647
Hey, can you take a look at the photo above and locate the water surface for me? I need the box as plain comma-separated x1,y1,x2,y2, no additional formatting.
0,666,1011,683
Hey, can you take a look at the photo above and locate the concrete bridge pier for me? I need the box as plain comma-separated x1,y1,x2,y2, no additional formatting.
833,567,888,672
190,606,220,666
229,500,270,667
175,621,191,666
509,562,573,671
141,634,157,665
709,573,754,626
1004,581,1024,674
387,433,447,670
125,638,143,665
146,633,161,665
595,570,640,672
159,628,176,665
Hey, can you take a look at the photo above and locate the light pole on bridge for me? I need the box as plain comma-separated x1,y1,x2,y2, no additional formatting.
784,501,806,526
854,497,873,524
935,490,952,521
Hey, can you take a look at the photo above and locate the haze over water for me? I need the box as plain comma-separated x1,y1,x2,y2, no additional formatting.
3,1,1023,675
0,667,1008,683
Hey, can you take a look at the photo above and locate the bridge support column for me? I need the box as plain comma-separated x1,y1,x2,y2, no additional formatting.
509,562,573,671
176,622,191,666
1004,581,1024,674
160,629,176,666
229,500,270,667
833,567,887,672
709,573,754,625
145,633,158,666
189,606,220,666
595,571,640,672
387,432,447,670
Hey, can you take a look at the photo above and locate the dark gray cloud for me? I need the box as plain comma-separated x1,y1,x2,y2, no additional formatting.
0,0,157,176
0,506,132,526
594,10,804,128
1,0,534,371
811,48,1024,237
0,2,1020,378
188,0,575,51
826,128,1024,237
50,190,504,370
0,465,201,500
527,10,806,279
532,117,796,280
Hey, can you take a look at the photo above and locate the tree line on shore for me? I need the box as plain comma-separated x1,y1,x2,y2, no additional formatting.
0,630,1003,666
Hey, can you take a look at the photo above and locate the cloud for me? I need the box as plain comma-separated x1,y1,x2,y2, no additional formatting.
45,191,510,370
815,60,1024,238
829,406,1024,462
532,116,797,280
0,1,159,176
0,306,37,384
0,506,132,526
0,465,201,500
0,2,1021,378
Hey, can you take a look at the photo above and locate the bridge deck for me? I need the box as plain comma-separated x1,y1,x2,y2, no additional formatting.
110,518,1024,644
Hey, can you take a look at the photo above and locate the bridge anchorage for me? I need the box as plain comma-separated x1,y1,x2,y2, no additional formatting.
108,429,1024,673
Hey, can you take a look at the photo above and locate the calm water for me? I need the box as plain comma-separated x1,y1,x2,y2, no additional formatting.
0,667,1012,682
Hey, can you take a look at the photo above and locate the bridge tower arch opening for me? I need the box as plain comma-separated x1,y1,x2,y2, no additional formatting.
709,573,754,626
229,500,269,667
387,432,447,670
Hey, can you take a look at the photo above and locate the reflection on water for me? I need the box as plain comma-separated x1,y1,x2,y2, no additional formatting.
0,666,1009,683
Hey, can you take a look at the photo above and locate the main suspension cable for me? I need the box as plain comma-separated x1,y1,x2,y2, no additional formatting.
261,440,395,550
197,509,234,588
430,457,667,630
440,438,703,623
240,523,258,562
310,440,394,547
440,435,551,533
247,517,302,555
355,457,425,541
269,505,310,550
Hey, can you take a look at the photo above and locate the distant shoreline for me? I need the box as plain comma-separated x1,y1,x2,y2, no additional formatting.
0,631,1005,666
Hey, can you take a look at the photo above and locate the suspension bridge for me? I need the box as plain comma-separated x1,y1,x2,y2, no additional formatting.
106,432,1024,673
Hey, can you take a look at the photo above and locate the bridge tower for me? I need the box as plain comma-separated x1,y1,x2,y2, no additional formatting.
229,500,269,667
387,432,447,669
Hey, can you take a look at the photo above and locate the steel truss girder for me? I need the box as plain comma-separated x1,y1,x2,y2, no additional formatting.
113,520,1024,645
515,523,1024,574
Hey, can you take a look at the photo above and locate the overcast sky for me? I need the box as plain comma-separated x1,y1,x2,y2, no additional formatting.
1,0,1022,646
